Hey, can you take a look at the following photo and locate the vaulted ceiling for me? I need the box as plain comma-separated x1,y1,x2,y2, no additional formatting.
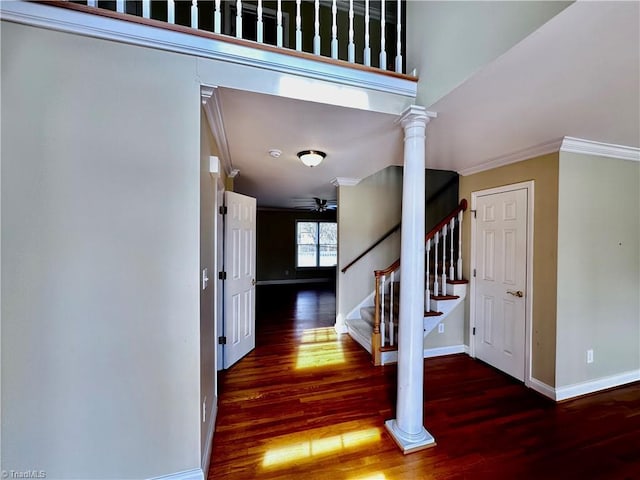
214,1,639,209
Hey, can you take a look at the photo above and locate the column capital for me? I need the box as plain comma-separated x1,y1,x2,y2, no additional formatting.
398,105,437,130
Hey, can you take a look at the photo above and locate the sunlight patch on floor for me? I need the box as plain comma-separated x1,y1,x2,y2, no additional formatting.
262,427,381,468
348,473,388,480
296,327,344,369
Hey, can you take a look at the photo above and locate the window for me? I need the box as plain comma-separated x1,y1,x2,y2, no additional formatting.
296,221,337,268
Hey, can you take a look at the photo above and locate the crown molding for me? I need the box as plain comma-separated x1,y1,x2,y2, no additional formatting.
458,138,563,176
560,136,640,162
331,177,361,187
201,86,234,177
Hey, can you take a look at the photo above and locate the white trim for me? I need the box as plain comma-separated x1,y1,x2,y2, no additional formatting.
331,177,361,187
423,344,466,358
458,136,639,177
528,377,556,400
150,468,204,480
556,369,640,401
469,181,534,389
560,136,640,162
201,399,217,478
459,138,562,176
0,1,416,98
255,278,332,285
201,86,234,177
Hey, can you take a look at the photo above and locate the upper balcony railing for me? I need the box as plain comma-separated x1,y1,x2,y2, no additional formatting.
67,0,407,74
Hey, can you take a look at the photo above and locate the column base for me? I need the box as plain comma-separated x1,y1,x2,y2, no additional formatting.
384,419,436,454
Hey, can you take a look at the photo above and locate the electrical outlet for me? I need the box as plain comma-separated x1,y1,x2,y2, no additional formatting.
438,323,445,334
586,349,594,364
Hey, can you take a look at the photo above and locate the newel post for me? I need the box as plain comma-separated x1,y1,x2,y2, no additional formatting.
385,105,437,454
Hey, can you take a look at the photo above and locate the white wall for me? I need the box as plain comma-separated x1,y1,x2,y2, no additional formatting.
336,167,403,323
406,0,572,107
556,152,640,387
1,22,201,478
199,111,220,470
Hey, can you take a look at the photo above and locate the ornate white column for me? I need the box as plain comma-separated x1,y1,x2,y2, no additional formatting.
385,105,437,454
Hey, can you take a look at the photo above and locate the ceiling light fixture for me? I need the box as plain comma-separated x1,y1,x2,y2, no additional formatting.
297,150,326,168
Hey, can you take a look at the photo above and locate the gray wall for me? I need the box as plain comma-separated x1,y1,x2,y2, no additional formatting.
1,22,201,479
257,209,337,283
406,0,572,107
556,152,640,387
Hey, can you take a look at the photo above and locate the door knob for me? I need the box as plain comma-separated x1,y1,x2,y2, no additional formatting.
507,290,523,298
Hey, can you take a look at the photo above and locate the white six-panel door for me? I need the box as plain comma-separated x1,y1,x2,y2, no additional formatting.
223,191,256,369
474,187,528,381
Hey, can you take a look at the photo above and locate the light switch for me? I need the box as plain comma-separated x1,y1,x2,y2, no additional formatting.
202,268,209,290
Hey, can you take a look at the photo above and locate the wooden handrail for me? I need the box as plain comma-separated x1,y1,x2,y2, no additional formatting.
341,175,458,274
46,1,418,82
341,223,400,273
426,199,467,242
374,199,467,278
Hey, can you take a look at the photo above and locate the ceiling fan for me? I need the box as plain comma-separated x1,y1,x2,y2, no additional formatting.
313,197,336,212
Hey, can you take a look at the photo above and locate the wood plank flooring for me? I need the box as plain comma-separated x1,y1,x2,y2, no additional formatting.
208,284,640,480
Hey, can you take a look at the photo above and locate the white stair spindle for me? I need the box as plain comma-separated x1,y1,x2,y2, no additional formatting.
390,271,395,347
87,0,96,7
380,275,386,347
257,0,264,43
449,218,456,282
395,0,402,73
331,0,338,59
191,0,198,29
433,232,439,299
236,0,243,39
314,0,321,55
379,0,387,70
277,0,283,47
213,0,220,33
116,0,124,14
348,0,355,63
441,224,447,295
295,0,302,51
425,238,431,310
457,210,464,280
364,0,371,66
142,0,150,19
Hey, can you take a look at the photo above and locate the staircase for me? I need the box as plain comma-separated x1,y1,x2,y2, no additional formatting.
345,200,468,365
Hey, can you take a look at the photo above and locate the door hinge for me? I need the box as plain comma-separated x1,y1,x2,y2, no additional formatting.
219,206,227,215
473,269,476,277
471,209,477,218
218,336,227,345
218,271,227,280
472,327,476,335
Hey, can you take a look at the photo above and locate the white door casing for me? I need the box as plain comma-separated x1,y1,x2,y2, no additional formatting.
223,191,257,369
470,182,533,383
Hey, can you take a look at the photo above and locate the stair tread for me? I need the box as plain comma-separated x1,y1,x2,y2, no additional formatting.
447,279,469,284
431,294,459,300
424,310,443,317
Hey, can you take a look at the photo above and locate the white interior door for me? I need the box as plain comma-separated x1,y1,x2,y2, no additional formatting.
473,187,528,381
223,191,256,369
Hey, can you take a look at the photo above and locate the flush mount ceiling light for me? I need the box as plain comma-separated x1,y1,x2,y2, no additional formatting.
297,150,326,168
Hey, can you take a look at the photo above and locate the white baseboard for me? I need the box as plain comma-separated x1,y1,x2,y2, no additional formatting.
528,369,640,402
555,369,640,401
528,377,556,400
423,344,466,358
150,468,204,480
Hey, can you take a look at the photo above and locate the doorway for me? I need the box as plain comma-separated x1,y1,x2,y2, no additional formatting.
470,181,534,383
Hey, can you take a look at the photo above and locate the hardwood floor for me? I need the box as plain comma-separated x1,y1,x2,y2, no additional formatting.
208,284,640,480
